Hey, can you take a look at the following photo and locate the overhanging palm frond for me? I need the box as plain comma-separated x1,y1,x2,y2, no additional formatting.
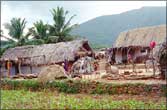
62,14,77,31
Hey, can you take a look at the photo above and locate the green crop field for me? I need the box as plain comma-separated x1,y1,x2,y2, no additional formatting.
1,89,166,109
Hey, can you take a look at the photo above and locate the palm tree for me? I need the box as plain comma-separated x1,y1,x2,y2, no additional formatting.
30,20,49,40
0,18,32,57
3,18,30,46
49,7,78,42
28,20,49,44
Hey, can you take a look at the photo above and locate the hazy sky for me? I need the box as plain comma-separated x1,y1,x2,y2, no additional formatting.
1,1,166,37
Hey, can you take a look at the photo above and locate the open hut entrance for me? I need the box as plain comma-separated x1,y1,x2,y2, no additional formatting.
12,61,19,75
112,49,116,63
122,48,128,63
83,42,91,51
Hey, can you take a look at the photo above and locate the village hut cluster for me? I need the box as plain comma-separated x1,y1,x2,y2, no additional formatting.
0,25,166,81
0,39,95,79
107,25,166,64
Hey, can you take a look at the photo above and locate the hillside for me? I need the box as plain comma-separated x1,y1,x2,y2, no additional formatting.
71,7,166,47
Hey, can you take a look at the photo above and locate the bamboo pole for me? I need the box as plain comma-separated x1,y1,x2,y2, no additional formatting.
7,60,11,77
151,49,155,76
18,59,22,75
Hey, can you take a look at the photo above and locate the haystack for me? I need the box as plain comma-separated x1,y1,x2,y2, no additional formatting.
37,64,66,83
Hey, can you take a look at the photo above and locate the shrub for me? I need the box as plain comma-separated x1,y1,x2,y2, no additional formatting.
1,79,165,95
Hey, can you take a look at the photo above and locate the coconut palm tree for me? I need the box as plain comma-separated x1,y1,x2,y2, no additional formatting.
0,18,32,56
49,7,78,42
3,18,30,46
30,20,49,40
28,20,49,44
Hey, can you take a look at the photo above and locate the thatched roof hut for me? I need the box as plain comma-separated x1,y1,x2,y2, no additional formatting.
114,25,166,47
114,25,166,57
106,25,166,64
1,39,93,66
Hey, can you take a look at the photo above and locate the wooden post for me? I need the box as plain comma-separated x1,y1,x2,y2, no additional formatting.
132,61,135,73
30,65,32,74
29,58,32,74
43,55,46,65
144,61,147,72
7,60,11,77
18,58,22,75
151,49,155,76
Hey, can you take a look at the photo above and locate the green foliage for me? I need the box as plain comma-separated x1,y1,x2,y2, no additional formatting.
29,20,49,44
24,39,45,45
49,80,79,93
4,18,26,40
0,40,18,57
49,7,78,42
91,83,106,94
1,18,32,56
160,84,167,96
1,7,79,57
1,79,166,96
22,80,40,90
1,89,166,109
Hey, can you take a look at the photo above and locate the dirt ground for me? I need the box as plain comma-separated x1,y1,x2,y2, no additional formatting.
12,63,166,85
97,79,166,84
79,63,166,84
80,74,166,84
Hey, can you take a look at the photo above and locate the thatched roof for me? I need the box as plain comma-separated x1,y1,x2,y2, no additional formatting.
114,25,166,47
1,39,93,65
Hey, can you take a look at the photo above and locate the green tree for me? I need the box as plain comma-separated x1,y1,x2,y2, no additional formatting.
49,7,78,42
28,20,49,44
0,18,32,56
3,18,30,46
30,20,49,40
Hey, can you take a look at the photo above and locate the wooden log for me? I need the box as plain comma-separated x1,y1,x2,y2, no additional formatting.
125,75,154,80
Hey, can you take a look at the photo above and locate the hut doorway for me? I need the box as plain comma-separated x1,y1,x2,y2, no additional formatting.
122,48,128,63
12,60,19,75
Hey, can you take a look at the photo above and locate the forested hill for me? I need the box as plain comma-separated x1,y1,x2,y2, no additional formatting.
71,7,166,48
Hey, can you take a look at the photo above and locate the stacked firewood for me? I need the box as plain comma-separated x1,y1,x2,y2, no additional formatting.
12,74,38,79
